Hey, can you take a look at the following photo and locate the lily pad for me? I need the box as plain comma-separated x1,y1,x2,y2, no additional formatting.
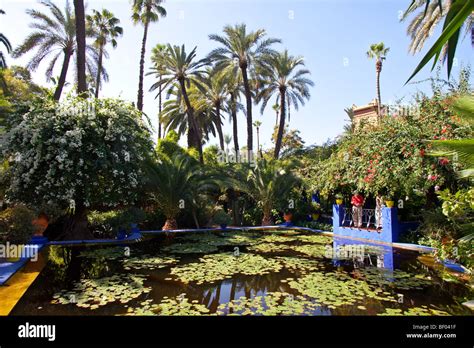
122,255,178,270
170,253,283,284
124,295,210,315
50,274,150,309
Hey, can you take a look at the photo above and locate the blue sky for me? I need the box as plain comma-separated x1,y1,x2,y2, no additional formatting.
1,0,472,148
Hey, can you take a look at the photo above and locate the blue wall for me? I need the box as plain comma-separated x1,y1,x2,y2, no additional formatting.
333,204,401,244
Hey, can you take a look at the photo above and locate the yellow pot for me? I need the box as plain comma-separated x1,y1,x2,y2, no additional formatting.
336,199,343,205
385,200,395,208
312,213,320,220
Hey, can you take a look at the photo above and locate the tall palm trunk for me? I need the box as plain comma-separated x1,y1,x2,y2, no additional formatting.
137,19,149,111
256,127,260,155
274,88,286,159
376,59,382,118
230,92,239,157
262,214,274,226
179,79,203,163
187,124,197,148
158,76,162,139
94,45,104,98
215,104,224,151
240,66,253,157
61,203,94,240
53,50,72,101
73,0,87,96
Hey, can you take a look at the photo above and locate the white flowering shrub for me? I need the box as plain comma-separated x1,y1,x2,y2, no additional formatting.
2,96,153,211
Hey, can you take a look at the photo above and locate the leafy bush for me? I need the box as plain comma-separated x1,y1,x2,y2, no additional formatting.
88,208,146,238
213,209,232,226
0,205,36,243
417,208,473,271
242,205,262,226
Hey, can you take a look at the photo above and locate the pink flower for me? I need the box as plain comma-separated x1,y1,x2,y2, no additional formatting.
439,158,450,166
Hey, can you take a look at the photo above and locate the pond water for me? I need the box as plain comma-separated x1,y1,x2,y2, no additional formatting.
10,230,474,316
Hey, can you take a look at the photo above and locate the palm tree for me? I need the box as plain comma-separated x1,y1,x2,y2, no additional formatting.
0,10,11,69
73,0,87,95
160,85,218,149
151,43,167,139
86,9,123,98
406,0,474,83
202,68,229,151
208,24,281,158
132,0,167,112
149,44,207,163
13,0,102,100
247,159,301,226
253,120,262,155
402,1,473,61
224,134,232,152
272,103,279,126
256,50,314,159
343,106,355,134
403,0,474,82
146,153,224,230
366,42,389,117
222,63,243,158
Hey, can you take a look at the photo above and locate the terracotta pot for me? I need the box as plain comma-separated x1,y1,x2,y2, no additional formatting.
284,213,293,222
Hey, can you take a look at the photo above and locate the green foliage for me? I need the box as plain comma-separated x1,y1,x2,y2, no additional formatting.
88,207,146,237
405,0,474,82
131,0,167,26
417,206,473,270
145,152,226,224
270,125,306,158
429,95,474,178
437,187,474,221
0,67,47,132
212,209,232,226
0,205,36,243
246,159,301,224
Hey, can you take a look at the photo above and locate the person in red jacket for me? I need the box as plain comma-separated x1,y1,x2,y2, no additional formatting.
351,191,365,227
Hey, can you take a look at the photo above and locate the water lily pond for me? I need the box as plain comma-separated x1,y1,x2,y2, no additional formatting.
10,230,473,316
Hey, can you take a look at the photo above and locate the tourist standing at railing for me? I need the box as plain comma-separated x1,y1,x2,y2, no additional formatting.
351,191,365,228
375,193,383,229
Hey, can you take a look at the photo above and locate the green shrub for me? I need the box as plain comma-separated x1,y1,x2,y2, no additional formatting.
213,209,232,226
0,205,36,244
417,208,473,271
142,209,166,230
88,208,146,238
242,205,262,226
